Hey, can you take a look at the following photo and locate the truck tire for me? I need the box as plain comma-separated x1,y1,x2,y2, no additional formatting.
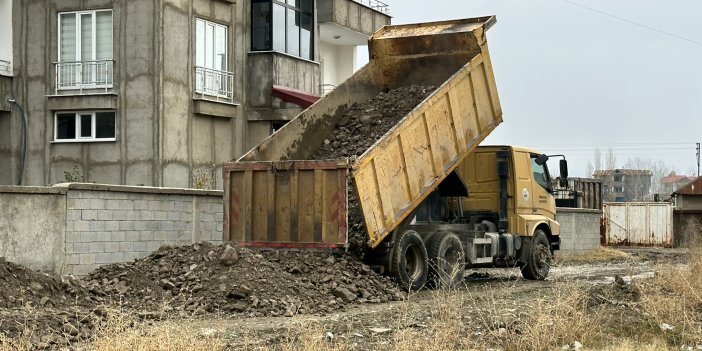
428,232,465,289
390,230,429,291
520,229,551,280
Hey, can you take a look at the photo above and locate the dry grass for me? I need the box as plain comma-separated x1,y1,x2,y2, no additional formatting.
555,247,631,265
82,312,226,351
639,245,702,346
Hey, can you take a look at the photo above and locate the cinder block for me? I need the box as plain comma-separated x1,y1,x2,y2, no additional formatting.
155,211,168,221
119,221,134,231
66,210,81,221
80,232,96,242
112,211,128,221
132,241,149,252
119,200,134,210
141,211,155,221
106,199,121,210
82,210,98,220
126,210,139,220
104,242,120,252
97,211,113,221
134,201,148,210
65,231,80,243
89,242,105,253
64,243,74,254
134,221,147,231
105,221,119,232
154,231,167,241
147,221,160,231
146,241,162,252
160,221,174,231
73,243,91,254
119,242,134,252
139,231,154,241
125,231,139,242
73,198,91,209
110,232,126,241
89,221,105,231
89,198,106,210
78,253,97,265
96,253,114,264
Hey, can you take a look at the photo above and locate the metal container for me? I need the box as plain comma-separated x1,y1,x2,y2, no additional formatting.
225,17,502,248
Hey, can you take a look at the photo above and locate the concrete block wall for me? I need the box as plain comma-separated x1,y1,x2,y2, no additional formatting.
0,183,223,275
62,185,223,275
557,208,602,254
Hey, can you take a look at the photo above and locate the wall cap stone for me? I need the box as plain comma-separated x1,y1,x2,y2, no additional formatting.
556,207,602,214
55,183,223,197
0,185,67,195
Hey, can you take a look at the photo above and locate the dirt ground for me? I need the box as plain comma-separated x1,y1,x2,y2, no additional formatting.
1,246,687,350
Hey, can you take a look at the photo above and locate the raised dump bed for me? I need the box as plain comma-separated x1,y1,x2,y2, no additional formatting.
224,17,503,249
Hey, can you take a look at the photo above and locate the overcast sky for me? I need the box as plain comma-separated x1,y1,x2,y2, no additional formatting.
359,0,702,177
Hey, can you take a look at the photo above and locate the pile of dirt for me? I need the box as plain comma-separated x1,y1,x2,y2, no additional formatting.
312,85,436,160
588,275,641,306
83,242,403,318
0,258,105,347
311,85,436,250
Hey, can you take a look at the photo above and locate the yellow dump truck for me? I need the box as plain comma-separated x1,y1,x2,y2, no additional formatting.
223,17,569,290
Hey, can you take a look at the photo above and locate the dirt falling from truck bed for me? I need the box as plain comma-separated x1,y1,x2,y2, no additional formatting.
312,85,437,250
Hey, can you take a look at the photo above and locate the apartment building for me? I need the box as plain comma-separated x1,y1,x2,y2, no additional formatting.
0,0,390,188
593,169,652,202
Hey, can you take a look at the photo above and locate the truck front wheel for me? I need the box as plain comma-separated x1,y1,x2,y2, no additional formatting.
520,229,551,280
390,230,429,291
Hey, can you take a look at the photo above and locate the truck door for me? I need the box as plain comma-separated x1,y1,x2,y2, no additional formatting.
513,151,534,216
529,153,556,218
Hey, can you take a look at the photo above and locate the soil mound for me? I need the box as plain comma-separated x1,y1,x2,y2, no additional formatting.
83,242,403,317
311,85,436,250
588,275,641,306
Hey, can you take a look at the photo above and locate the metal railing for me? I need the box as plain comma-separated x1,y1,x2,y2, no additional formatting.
194,66,234,103
54,60,114,94
0,60,12,76
352,0,390,14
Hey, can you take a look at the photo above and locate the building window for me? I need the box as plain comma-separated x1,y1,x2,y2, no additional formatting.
54,111,116,142
613,174,623,182
613,186,623,193
57,10,113,90
252,0,314,60
195,18,233,101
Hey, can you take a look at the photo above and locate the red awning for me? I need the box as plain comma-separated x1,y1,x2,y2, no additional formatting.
271,85,320,108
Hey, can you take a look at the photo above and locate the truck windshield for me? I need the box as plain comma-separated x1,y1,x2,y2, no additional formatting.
530,155,551,190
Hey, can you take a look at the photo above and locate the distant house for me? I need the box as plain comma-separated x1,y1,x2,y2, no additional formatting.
593,169,652,202
661,174,697,196
671,177,702,247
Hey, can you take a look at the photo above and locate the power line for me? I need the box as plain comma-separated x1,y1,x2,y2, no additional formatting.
557,0,702,48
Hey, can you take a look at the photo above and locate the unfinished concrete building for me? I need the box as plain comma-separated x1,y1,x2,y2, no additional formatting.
593,169,652,202
0,0,390,188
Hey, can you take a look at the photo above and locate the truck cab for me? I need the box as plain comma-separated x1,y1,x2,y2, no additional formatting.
378,145,568,290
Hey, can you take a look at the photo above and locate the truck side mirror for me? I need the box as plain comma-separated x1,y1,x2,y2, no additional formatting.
559,159,569,188
535,154,549,166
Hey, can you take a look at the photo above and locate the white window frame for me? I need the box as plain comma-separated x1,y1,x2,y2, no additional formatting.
58,9,113,63
53,111,116,143
57,9,113,90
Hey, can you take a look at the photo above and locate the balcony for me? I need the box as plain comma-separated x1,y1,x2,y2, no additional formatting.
351,0,389,14
194,66,234,103
54,60,114,95
317,0,391,40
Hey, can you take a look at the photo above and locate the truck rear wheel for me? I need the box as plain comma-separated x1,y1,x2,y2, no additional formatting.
521,229,551,280
390,230,428,291
428,232,465,289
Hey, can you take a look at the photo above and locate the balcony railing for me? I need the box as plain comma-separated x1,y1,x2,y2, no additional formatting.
352,0,389,14
0,60,11,76
194,66,234,103
54,60,114,94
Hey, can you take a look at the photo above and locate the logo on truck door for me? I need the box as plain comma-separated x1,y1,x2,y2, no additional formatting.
522,188,529,201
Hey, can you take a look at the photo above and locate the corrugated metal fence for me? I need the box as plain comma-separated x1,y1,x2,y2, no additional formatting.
602,202,673,247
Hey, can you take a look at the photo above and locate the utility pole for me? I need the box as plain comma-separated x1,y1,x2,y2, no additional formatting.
697,142,700,177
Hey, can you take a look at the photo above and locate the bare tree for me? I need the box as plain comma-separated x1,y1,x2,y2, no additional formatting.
594,147,602,171
585,161,594,178
606,147,617,170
